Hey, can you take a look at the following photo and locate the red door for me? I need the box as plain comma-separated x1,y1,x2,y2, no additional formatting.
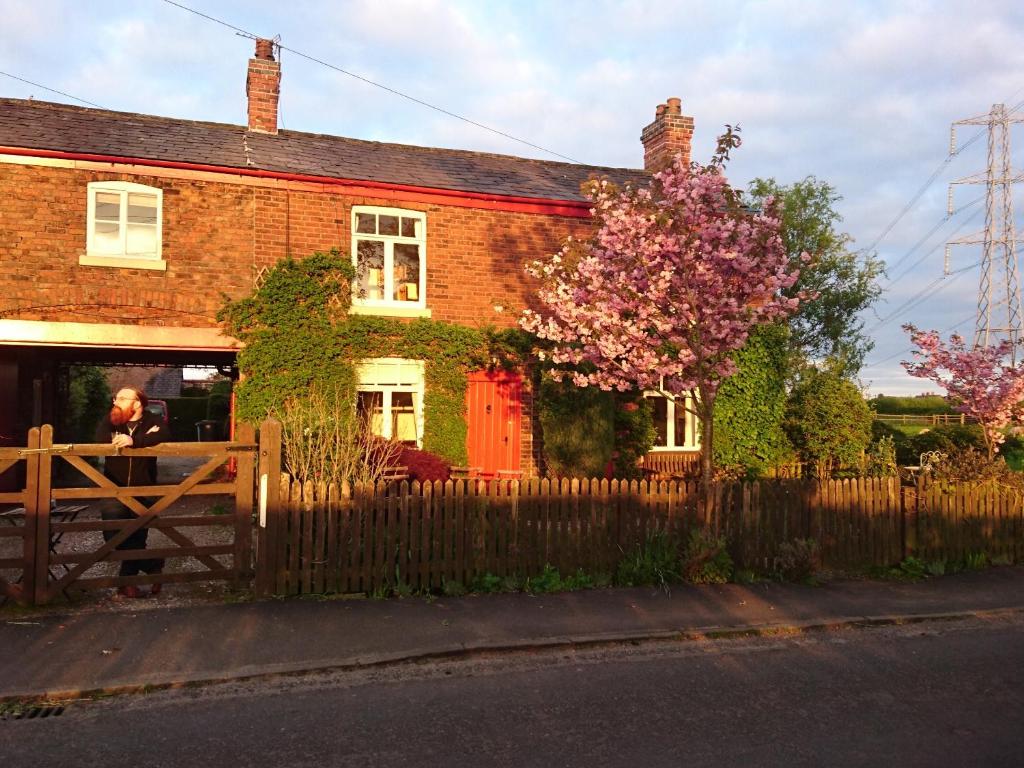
465,370,522,478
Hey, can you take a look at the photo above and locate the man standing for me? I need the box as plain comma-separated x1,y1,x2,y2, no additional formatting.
96,387,169,598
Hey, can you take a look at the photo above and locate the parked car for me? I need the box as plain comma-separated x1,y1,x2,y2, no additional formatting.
145,399,170,428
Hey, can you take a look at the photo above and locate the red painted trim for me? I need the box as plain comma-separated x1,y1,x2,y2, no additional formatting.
0,146,593,218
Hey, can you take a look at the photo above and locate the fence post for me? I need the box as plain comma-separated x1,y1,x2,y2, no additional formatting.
255,418,282,598
32,425,54,605
233,422,257,587
903,478,921,560
20,428,40,607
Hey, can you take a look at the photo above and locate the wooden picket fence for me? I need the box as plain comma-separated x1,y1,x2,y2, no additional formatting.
254,471,1022,597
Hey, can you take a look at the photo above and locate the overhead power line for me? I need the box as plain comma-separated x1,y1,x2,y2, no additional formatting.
866,259,981,336
862,95,1024,256
883,196,983,288
863,313,975,369
0,70,107,109
160,0,585,164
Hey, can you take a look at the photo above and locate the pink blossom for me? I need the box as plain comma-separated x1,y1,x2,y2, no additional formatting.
521,153,805,483
901,324,1024,460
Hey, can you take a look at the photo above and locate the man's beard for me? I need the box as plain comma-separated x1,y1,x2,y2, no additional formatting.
109,405,134,426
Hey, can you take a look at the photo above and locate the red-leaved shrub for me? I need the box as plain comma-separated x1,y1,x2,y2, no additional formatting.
396,446,451,484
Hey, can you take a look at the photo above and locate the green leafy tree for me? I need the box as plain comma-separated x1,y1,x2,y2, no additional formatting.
66,366,110,442
785,365,873,477
746,177,883,375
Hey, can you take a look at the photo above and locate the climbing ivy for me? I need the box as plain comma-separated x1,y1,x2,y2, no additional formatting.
218,249,514,465
712,324,795,476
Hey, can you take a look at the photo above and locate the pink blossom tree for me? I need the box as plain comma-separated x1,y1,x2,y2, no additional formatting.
521,140,806,488
901,325,1024,460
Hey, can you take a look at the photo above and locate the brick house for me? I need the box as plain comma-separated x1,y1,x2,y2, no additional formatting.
0,39,700,477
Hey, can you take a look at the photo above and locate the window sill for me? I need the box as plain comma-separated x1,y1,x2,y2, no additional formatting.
79,255,167,271
350,304,431,319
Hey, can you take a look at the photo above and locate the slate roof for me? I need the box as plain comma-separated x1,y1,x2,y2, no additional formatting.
0,98,649,202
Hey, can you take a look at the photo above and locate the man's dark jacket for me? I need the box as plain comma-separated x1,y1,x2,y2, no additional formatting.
96,412,169,487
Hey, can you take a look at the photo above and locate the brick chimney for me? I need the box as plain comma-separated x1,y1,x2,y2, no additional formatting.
246,38,280,135
641,97,693,171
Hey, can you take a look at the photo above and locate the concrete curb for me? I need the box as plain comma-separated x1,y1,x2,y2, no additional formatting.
4,606,1021,705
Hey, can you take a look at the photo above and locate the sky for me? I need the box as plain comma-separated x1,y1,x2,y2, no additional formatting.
2,0,1023,394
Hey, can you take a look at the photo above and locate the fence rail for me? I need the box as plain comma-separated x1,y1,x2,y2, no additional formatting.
874,413,968,425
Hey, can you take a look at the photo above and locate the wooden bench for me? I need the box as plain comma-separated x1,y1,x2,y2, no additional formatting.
379,466,409,483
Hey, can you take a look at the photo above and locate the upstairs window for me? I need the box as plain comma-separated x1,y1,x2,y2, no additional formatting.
82,181,164,270
351,207,426,312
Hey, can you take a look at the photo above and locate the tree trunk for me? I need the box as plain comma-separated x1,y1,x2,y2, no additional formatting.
697,387,716,516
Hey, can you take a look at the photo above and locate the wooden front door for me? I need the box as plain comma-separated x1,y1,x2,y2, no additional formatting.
465,371,522,478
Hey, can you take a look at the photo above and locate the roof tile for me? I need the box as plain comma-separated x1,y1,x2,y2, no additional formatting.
0,99,648,201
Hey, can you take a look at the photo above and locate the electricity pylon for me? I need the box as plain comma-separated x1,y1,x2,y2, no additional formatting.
947,103,1024,362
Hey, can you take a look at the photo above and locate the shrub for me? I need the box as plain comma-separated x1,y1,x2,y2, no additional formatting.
681,529,733,584
277,388,402,489
868,395,953,415
66,365,110,443
525,564,565,594
908,424,985,461
537,374,615,478
785,366,873,477
864,435,899,477
928,447,1024,490
872,420,913,465
775,539,821,582
611,394,656,479
394,445,451,484
469,573,503,593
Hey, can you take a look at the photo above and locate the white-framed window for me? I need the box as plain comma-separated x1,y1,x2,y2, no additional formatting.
356,358,425,447
81,181,165,270
351,206,426,315
644,390,700,451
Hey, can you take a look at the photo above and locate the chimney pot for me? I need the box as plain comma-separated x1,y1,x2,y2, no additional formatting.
666,97,682,115
255,38,275,61
655,104,666,118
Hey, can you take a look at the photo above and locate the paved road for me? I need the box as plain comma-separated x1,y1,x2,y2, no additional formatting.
3,614,1022,767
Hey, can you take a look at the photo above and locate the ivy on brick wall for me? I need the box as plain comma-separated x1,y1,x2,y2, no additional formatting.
218,249,525,465
712,324,794,476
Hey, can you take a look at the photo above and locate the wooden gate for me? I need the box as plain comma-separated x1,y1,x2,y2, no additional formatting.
0,424,257,606
465,370,522,478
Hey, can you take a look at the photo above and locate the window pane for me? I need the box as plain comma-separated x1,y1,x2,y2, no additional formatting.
393,243,420,302
400,217,419,238
93,220,121,254
355,213,376,234
126,224,157,255
357,391,384,437
127,194,157,225
95,192,120,221
391,392,417,446
356,240,385,301
378,215,399,236
651,397,668,447
673,399,688,448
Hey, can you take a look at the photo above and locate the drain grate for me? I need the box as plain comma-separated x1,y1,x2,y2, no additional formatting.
1,705,65,721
